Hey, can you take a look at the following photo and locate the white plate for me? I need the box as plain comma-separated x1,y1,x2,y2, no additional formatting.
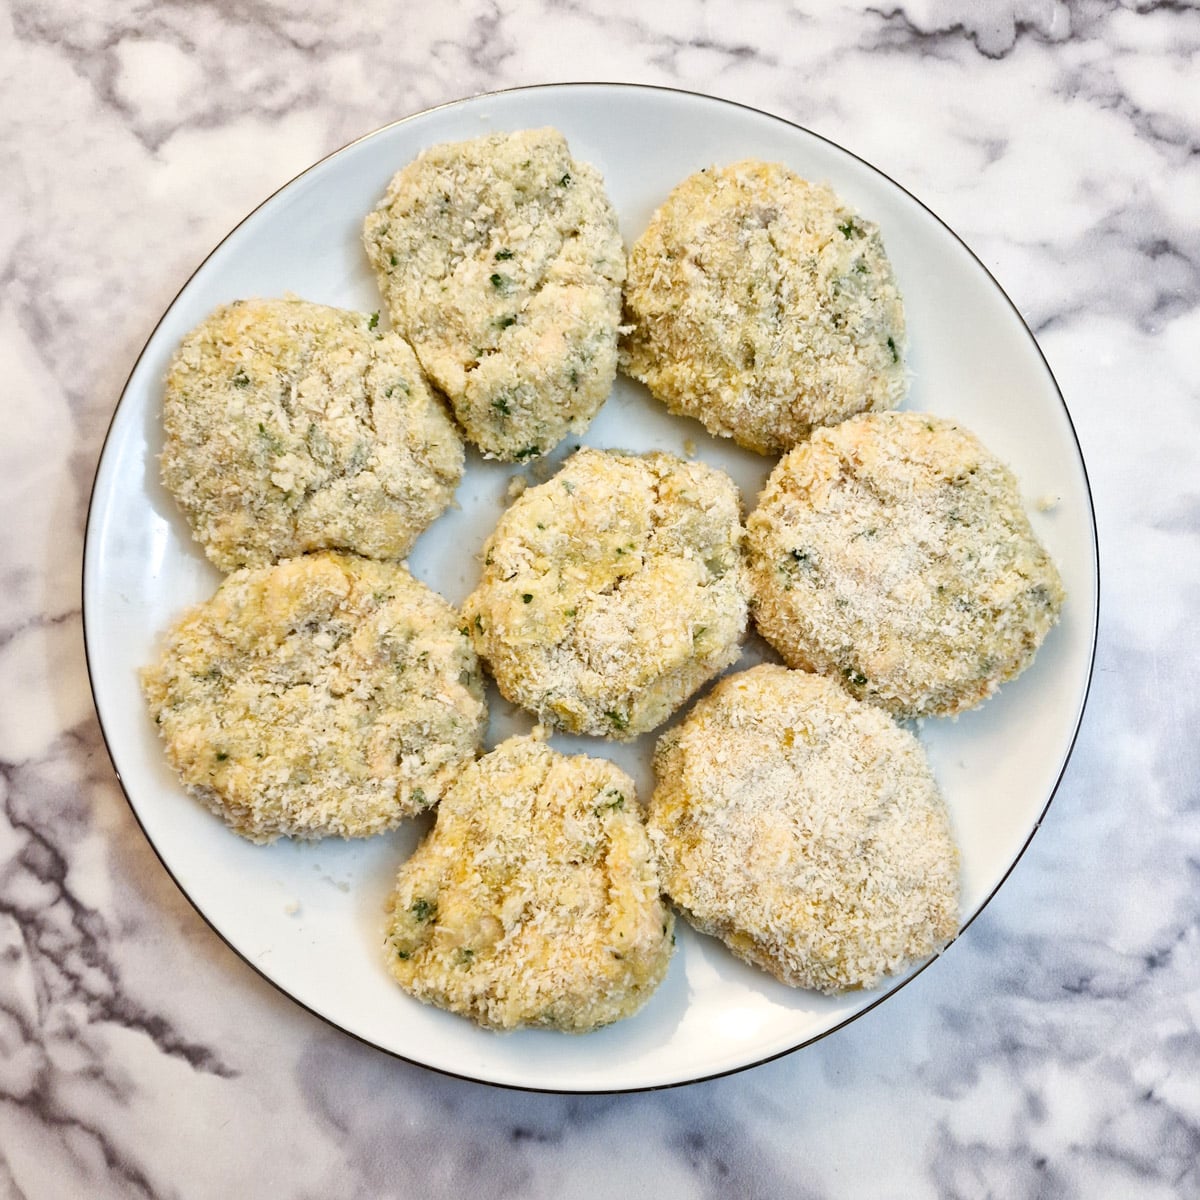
84,84,1098,1092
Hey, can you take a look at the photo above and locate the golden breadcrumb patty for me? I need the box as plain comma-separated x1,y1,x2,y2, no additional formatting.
648,664,960,993
746,411,1066,718
384,732,674,1031
161,298,464,572
621,159,907,454
462,449,749,739
141,552,487,843
364,128,625,461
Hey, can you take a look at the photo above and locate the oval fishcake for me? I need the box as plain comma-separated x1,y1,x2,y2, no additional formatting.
364,128,625,461
161,297,464,572
462,448,750,739
621,159,907,454
384,733,675,1031
746,411,1066,718
648,664,960,994
141,552,487,843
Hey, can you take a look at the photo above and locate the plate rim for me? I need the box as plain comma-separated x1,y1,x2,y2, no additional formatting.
81,80,1101,1094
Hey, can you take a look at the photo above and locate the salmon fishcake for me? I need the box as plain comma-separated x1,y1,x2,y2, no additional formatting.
746,411,1066,718
462,449,749,740
384,732,675,1031
141,552,487,843
621,160,907,454
364,128,625,461
648,664,960,994
161,298,463,572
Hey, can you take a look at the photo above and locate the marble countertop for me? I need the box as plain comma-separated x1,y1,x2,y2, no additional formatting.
3,1,1197,1195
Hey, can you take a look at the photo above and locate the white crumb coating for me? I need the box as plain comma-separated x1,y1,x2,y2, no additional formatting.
363,128,626,462
161,298,464,573
140,552,487,843
648,664,960,994
746,411,1067,719
384,733,675,1032
462,448,750,739
621,160,908,455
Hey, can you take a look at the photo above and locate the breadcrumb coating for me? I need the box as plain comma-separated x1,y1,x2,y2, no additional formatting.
141,552,487,843
161,298,463,572
648,664,960,993
462,448,749,739
621,160,907,454
364,128,625,461
384,732,674,1031
746,411,1066,718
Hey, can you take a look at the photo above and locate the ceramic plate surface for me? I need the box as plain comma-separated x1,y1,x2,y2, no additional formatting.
84,84,1098,1092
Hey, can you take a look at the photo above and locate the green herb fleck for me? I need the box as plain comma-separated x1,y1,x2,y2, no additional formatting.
490,272,511,291
514,445,540,461
411,787,427,808
559,172,571,186
838,220,858,239
389,252,398,267
564,607,576,618
522,593,533,604
887,336,898,363
604,710,629,731
215,751,228,762
494,248,514,260
410,897,436,922
395,949,411,960
563,480,575,494
492,396,511,415
232,368,250,389
594,789,625,817
843,668,868,688
474,614,483,633
790,548,812,566
497,314,517,329
456,947,476,968
368,312,379,330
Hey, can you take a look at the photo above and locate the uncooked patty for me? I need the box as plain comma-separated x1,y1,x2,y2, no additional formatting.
161,297,463,572
621,159,907,454
462,448,749,739
746,411,1066,718
141,552,487,843
648,664,960,993
384,732,674,1031
363,128,625,461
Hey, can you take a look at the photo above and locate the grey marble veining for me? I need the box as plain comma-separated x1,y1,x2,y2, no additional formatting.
2,0,1198,1195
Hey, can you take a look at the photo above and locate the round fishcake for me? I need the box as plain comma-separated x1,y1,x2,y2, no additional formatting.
384,733,675,1031
141,552,487,843
621,160,907,454
746,411,1066,718
462,449,749,739
363,127,625,461
648,664,960,994
161,298,464,573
